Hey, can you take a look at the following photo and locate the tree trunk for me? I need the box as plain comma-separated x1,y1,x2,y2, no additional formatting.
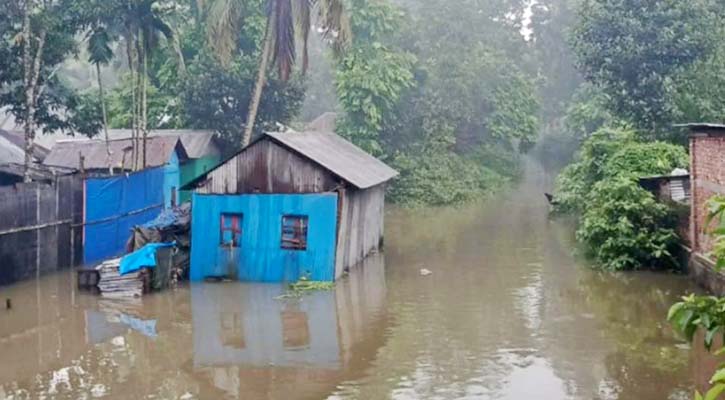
127,35,139,171
96,63,112,174
242,21,273,148
22,1,46,182
22,0,33,182
141,47,148,168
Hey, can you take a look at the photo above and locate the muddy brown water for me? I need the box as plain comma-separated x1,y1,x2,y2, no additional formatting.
0,161,717,399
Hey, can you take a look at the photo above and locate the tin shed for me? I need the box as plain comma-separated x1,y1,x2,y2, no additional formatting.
186,131,398,282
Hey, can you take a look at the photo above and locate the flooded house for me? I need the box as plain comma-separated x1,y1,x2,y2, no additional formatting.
43,137,189,264
678,123,725,294
185,131,398,283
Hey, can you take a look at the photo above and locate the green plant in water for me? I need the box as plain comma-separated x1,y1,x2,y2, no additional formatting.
276,275,335,299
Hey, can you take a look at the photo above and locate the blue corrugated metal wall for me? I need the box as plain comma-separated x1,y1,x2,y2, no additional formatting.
162,151,180,207
190,193,339,282
84,167,165,265
83,152,183,265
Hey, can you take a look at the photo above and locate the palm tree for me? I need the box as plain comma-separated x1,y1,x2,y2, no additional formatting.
119,0,183,169
87,26,114,172
205,0,351,147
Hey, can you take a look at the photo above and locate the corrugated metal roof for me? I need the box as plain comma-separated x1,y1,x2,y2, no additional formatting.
0,130,49,161
266,131,398,189
105,129,220,159
0,135,25,164
43,136,186,170
34,129,219,159
674,123,725,130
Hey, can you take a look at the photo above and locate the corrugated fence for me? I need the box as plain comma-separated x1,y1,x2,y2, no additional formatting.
0,175,83,285
0,167,168,286
84,167,165,265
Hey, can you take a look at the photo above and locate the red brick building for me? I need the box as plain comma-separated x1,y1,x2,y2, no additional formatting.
682,123,725,293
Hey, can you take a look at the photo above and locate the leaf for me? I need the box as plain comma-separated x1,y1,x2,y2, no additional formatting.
705,383,725,400
711,368,725,384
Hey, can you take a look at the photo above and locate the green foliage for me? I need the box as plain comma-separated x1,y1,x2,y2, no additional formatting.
571,0,721,138
276,276,335,299
67,93,104,138
181,55,305,148
576,177,679,271
107,73,184,130
602,142,689,179
334,0,540,206
553,127,634,213
335,42,416,156
669,43,725,129
0,0,87,133
335,0,416,156
388,151,508,207
554,126,688,270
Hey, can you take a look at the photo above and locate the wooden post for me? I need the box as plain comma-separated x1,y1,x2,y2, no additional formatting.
78,152,86,177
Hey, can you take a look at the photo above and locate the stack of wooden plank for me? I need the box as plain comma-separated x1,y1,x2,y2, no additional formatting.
96,258,146,298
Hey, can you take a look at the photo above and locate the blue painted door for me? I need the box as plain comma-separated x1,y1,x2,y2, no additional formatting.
191,193,339,282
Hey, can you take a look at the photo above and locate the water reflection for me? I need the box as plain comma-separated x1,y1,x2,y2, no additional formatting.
0,254,388,399
0,159,723,399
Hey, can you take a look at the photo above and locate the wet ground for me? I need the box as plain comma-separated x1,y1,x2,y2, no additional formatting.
0,160,715,399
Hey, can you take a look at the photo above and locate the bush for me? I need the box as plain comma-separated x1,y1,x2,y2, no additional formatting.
554,126,689,270
553,127,635,213
576,177,679,271
554,127,688,214
388,151,508,207
602,142,689,179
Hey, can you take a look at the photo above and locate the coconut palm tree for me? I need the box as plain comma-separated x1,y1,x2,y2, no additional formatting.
96,0,183,169
87,26,114,171
205,0,351,147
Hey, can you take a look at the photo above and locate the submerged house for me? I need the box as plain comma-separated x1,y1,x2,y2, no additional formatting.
185,131,398,283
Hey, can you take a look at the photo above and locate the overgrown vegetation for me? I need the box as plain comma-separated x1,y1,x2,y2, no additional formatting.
553,127,688,270
334,0,540,206
547,0,725,272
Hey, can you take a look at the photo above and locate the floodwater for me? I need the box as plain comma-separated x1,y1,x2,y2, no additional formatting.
0,160,716,399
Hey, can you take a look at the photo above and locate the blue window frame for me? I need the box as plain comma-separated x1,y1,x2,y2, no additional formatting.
221,213,243,247
281,215,308,250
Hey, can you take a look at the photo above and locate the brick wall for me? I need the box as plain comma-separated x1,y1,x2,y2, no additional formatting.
690,134,725,254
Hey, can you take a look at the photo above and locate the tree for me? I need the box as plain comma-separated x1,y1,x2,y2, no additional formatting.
87,26,114,169
0,0,85,181
571,0,720,138
120,0,182,168
204,0,351,147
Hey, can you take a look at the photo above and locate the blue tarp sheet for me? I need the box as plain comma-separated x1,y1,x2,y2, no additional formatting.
84,167,165,265
120,242,174,275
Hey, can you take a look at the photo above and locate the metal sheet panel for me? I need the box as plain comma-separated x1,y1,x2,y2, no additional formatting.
190,193,339,282
267,132,398,189
83,167,166,265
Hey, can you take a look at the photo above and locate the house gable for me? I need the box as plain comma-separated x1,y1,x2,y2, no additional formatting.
197,138,340,194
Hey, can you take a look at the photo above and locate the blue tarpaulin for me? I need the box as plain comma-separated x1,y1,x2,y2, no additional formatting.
120,242,174,275
84,167,166,265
